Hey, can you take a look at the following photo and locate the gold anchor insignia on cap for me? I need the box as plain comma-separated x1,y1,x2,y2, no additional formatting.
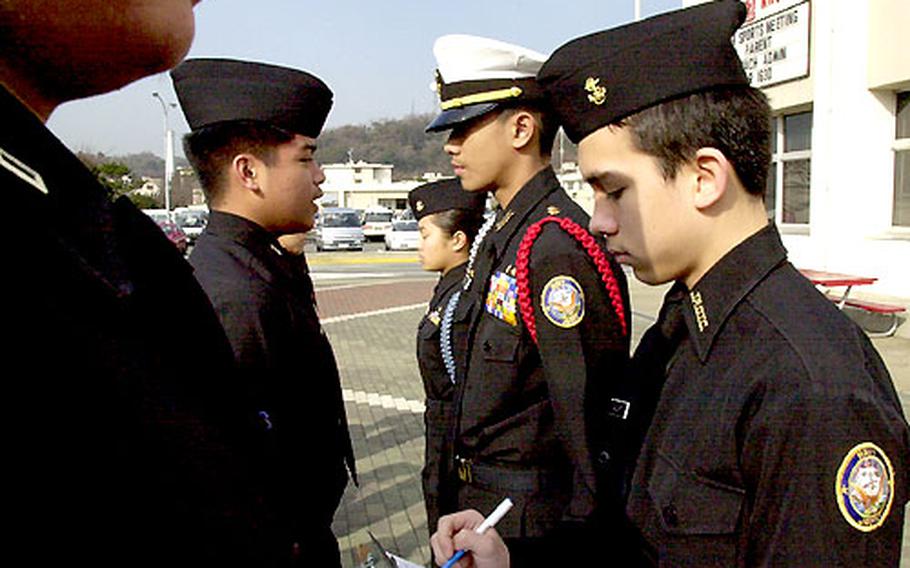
689,290,709,333
547,206,561,216
434,70,443,95
416,200,425,212
585,77,607,106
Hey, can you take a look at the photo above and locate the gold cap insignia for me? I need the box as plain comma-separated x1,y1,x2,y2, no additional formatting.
585,77,606,106
434,70,443,96
416,200,425,212
547,206,561,216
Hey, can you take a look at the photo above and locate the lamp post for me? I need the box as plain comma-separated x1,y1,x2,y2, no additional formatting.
152,91,177,220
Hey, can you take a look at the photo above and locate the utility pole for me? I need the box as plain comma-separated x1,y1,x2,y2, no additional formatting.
152,91,177,220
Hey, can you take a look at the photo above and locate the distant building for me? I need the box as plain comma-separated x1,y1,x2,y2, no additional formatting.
133,177,162,198
131,168,201,208
171,166,202,207
320,159,444,211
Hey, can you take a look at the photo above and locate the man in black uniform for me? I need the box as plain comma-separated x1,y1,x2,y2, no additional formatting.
427,35,630,565
536,1,910,565
172,59,356,567
1,1,261,565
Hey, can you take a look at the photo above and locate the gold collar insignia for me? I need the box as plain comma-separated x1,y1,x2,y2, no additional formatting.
689,290,709,333
495,210,515,232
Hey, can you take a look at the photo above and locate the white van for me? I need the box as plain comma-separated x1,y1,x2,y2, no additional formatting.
315,208,365,251
361,206,394,241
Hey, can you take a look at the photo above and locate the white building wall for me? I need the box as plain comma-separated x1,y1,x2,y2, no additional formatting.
781,1,908,298
319,161,419,211
686,0,908,298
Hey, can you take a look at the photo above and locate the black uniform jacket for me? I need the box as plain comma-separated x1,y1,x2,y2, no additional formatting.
190,212,355,546
451,167,630,539
627,224,910,566
1,87,259,564
417,262,466,534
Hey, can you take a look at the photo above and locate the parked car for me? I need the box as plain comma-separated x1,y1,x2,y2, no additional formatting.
315,208,365,251
396,208,415,221
361,206,394,241
174,208,208,244
141,208,169,224
155,219,189,254
384,220,419,251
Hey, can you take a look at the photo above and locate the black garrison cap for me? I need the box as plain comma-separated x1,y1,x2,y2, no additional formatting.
426,35,548,132
171,58,332,138
538,0,749,144
408,179,486,221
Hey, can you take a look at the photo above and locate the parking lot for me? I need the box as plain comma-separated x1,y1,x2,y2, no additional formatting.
305,252,910,567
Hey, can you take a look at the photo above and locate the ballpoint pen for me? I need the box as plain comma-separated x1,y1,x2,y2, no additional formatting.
441,497,513,568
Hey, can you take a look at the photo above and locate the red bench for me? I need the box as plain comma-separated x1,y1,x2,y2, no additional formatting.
825,294,906,337
799,269,905,337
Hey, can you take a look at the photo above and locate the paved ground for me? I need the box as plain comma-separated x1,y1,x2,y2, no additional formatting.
311,258,910,567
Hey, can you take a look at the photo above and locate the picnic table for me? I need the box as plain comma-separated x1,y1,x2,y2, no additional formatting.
798,269,877,308
798,268,905,336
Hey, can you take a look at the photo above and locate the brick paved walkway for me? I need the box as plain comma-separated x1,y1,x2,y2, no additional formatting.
317,280,436,320
319,281,433,567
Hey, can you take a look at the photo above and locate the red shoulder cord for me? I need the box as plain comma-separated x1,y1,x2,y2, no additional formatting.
515,216,627,344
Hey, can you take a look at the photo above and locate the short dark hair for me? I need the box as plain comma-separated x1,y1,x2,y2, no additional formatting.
498,103,559,157
620,86,772,196
183,120,296,204
430,208,486,245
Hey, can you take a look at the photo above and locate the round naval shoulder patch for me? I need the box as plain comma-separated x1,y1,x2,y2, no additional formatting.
835,442,895,532
540,275,585,329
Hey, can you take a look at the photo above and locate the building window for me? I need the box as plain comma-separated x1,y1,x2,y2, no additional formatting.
768,111,812,225
894,92,910,227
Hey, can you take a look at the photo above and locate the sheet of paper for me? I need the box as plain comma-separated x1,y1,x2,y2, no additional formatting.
387,553,424,568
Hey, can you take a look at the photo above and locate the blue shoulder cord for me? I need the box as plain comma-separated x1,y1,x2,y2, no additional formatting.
440,289,462,384
439,214,496,384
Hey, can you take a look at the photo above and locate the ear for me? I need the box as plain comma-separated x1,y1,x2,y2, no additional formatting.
230,154,262,192
691,147,730,210
509,110,537,151
450,230,469,253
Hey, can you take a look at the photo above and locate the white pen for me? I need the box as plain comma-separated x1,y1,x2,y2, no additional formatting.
441,497,513,568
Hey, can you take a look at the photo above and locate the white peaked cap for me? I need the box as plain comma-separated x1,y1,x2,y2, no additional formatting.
433,34,547,82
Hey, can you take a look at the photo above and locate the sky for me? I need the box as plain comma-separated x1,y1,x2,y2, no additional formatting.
46,0,680,158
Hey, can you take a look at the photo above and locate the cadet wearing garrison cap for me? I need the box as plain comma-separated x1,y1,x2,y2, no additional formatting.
408,179,486,536
426,35,630,567
173,58,356,567
409,178,486,219
537,1,910,565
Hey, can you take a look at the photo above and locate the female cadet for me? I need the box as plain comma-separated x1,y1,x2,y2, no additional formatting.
408,179,487,536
